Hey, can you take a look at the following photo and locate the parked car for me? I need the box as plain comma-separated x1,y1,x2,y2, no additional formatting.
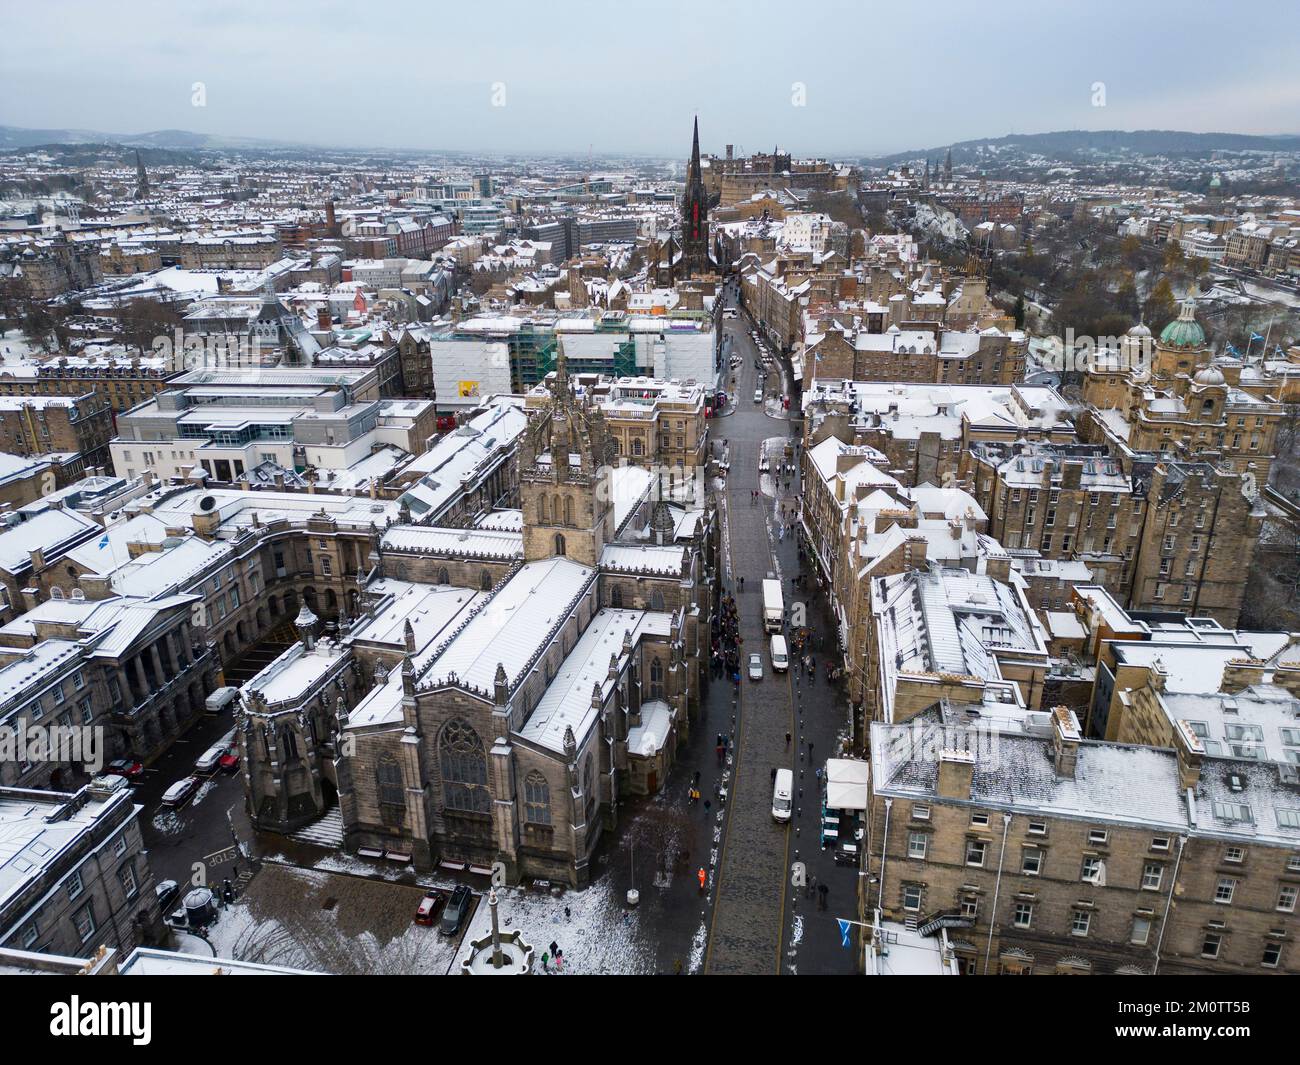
204,687,239,715
748,653,764,681
194,742,228,774
155,879,180,912
440,884,474,935
217,749,240,773
414,889,446,926
753,389,763,403
105,759,144,781
161,775,201,806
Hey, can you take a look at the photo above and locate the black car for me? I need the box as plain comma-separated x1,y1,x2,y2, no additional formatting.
439,884,473,936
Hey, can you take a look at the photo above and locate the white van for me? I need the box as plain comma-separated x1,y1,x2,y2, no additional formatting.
772,768,793,823
204,687,239,715
770,634,788,672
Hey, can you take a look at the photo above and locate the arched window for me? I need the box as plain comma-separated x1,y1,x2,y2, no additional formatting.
583,758,598,820
554,533,566,557
439,718,490,813
538,495,548,523
280,726,299,760
437,567,449,585
610,584,624,608
377,756,404,823
523,770,551,825
553,494,563,525
632,438,644,457
480,569,492,591
650,588,665,611
649,657,664,700
564,496,574,526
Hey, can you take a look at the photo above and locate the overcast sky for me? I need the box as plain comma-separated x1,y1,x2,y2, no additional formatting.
3,0,1297,158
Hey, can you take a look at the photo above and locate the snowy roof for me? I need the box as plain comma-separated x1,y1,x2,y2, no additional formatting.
872,714,1189,831
350,579,480,654
520,609,666,754
0,510,100,575
417,557,595,692
0,784,136,914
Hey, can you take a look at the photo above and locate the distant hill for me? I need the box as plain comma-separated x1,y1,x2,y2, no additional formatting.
865,129,1300,165
0,123,315,151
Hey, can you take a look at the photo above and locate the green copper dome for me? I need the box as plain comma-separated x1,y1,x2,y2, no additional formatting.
1159,299,1206,349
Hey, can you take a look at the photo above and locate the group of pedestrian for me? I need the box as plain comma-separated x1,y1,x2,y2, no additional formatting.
540,940,566,972
710,592,743,684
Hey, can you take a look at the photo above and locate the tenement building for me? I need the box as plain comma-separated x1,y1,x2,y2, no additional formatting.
0,777,162,958
866,704,1300,975
963,439,1263,626
236,357,716,886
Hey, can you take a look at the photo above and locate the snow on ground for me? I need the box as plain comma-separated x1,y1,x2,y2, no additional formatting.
151,809,185,835
199,864,464,975
455,875,659,976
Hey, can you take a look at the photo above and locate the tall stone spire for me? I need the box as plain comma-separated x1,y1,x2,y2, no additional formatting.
681,116,710,278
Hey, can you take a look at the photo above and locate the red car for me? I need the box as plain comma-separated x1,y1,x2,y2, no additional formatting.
414,889,446,926
105,759,144,781
218,750,240,773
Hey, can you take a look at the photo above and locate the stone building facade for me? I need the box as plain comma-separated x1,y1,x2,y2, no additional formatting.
0,779,163,958
865,706,1300,975
236,359,716,886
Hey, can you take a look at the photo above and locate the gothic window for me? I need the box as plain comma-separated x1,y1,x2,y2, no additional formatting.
439,718,490,814
538,495,548,523
610,584,624,608
480,569,492,591
523,771,551,825
377,756,404,824
553,494,563,525
650,588,665,611
554,533,566,557
583,758,598,821
564,496,574,526
650,658,665,700
438,567,449,585
280,726,298,760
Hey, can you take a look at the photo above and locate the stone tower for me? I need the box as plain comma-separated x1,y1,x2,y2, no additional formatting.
135,150,149,199
519,339,616,566
680,116,710,278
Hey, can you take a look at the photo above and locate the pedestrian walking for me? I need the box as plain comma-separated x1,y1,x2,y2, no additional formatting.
542,952,550,971
739,576,745,592
785,731,792,748
550,940,559,958
698,867,707,892
818,883,829,910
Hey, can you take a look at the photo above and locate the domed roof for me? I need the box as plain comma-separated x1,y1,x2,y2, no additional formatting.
1193,363,1226,387
1159,299,1206,349
1127,322,1151,338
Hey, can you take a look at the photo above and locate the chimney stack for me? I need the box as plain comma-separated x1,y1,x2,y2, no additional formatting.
937,749,975,799
1051,706,1081,779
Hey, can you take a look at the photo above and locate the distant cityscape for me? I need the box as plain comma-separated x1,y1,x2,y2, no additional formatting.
0,19,1298,988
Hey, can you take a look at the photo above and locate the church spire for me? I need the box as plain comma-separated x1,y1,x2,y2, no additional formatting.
681,116,710,278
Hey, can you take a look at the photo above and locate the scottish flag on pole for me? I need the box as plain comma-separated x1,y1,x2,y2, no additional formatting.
98,534,110,550
838,919,852,948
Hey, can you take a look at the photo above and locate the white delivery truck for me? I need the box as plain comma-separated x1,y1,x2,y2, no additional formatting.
772,768,793,823
762,578,784,633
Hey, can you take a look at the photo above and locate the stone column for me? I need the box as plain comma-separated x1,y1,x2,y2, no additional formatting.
131,657,149,705
149,643,167,690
